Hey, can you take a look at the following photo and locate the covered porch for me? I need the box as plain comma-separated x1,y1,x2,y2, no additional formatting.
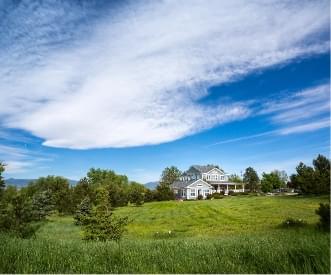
212,182,245,194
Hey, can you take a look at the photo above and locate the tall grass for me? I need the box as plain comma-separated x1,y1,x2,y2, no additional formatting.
0,196,329,273
0,229,329,273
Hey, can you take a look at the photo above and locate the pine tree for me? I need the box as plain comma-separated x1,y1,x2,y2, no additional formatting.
80,188,128,241
74,196,92,225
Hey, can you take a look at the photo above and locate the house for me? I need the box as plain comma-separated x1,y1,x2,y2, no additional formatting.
171,165,244,199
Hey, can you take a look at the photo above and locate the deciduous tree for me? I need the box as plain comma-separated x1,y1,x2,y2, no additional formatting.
243,167,260,192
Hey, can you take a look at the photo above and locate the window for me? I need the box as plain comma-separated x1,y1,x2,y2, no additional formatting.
221,176,224,180
182,190,186,196
190,190,196,197
204,190,209,195
197,183,202,187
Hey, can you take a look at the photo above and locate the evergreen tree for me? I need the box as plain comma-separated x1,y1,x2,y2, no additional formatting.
32,190,55,220
80,188,128,241
0,162,6,199
74,196,92,225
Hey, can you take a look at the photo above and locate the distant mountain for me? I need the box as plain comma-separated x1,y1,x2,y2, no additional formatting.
144,181,159,190
5,178,34,187
5,178,78,187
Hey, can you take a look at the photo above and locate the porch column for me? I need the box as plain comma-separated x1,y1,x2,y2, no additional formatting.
217,184,220,193
226,185,229,192
234,184,237,191
242,184,245,192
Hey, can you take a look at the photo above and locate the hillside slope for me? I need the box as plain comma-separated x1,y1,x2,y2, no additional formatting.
114,195,329,238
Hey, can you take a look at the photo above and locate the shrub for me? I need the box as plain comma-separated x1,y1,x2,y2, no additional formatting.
81,210,128,241
197,194,203,200
206,194,213,200
281,218,307,228
211,193,224,199
128,189,144,206
315,203,330,231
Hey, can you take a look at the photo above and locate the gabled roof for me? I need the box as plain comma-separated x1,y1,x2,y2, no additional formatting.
171,179,214,189
186,179,214,189
171,179,196,189
190,165,224,173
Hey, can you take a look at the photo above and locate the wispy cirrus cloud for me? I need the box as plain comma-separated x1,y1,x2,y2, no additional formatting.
207,83,330,147
0,0,329,149
0,143,53,174
260,83,330,124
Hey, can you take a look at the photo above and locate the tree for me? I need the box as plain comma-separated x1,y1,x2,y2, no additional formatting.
0,162,6,198
0,192,40,238
290,155,330,194
80,188,128,241
313,154,330,194
128,182,145,206
84,168,130,208
261,172,283,193
74,196,92,225
243,167,260,192
155,184,175,201
72,177,95,206
272,170,288,186
160,166,181,186
228,174,243,183
144,189,156,202
32,190,55,220
24,176,72,214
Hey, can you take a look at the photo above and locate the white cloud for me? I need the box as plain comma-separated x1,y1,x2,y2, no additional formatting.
260,84,330,124
0,0,329,149
278,118,330,135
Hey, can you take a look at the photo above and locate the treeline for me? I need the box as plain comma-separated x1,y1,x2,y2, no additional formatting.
242,154,330,194
0,154,329,239
0,166,178,238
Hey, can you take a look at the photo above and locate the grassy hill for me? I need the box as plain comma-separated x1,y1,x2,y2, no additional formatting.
0,195,330,273
114,195,328,238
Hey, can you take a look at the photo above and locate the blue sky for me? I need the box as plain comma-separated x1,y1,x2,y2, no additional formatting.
0,0,330,182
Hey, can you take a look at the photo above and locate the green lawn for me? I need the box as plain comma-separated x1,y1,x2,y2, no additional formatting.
113,195,329,239
0,195,330,273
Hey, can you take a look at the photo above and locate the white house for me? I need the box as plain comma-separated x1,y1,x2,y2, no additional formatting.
171,165,244,199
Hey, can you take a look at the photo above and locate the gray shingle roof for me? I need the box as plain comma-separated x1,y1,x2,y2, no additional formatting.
190,165,223,173
171,179,196,188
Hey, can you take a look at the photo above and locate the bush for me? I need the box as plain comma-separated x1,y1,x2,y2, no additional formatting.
197,194,203,200
206,194,213,200
281,218,307,228
81,210,128,241
211,192,224,199
315,203,330,231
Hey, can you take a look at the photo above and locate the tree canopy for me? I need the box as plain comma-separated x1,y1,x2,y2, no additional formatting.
290,154,330,194
243,167,260,192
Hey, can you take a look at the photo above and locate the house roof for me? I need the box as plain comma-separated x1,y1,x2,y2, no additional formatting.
190,165,224,173
171,179,214,189
171,179,196,188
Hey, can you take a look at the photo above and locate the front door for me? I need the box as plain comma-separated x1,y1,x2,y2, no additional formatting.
198,189,202,196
